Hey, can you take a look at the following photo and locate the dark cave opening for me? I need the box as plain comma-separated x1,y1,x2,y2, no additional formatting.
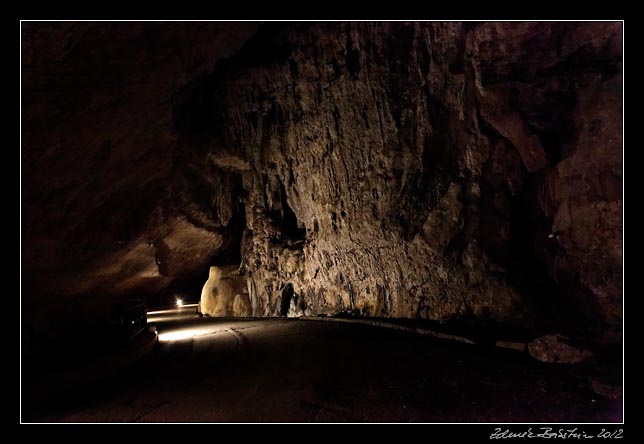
152,200,248,309
212,202,247,267
268,182,306,241
280,283,294,317
505,179,577,336
280,190,305,240
472,111,572,334
536,129,563,164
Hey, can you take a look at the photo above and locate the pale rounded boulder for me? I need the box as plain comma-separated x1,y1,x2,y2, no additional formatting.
199,266,252,317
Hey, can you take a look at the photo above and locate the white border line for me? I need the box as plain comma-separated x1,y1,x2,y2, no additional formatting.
19,20,624,22
19,19,625,426
19,19,23,425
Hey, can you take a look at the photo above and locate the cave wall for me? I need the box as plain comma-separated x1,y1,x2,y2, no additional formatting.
180,22,621,342
21,22,257,345
21,22,622,347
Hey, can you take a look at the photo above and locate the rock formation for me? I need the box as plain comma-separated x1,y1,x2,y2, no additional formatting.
528,334,593,364
199,265,251,317
179,22,622,345
22,22,622,348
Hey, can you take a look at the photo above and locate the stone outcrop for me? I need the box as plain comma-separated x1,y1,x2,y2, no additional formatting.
199,266,251,317
184,22,621,343
528,334,593,364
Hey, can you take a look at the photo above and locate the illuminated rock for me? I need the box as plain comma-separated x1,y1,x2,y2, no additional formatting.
199,266,251,317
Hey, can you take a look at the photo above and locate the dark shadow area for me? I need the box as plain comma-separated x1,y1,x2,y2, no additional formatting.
211,199,247,267
281,283,294,317
267,182,306,241
22,318,621,423
152,200,248,310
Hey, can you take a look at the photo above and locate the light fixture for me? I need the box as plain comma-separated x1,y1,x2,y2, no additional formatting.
176,298,183,307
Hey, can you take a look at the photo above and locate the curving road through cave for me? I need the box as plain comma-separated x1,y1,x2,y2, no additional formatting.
21,21,623,425
25,307,620,423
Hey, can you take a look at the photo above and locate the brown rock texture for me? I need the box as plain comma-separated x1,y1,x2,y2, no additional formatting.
528,334,593,364
22,22,622,347
178,22,621,343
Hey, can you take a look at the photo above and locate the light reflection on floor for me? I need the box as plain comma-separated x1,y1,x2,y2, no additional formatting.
146,305,234,343
157,325,229,342
147,314,197,323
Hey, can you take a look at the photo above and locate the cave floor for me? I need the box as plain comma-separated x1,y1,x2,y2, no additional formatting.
23,310,621,422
